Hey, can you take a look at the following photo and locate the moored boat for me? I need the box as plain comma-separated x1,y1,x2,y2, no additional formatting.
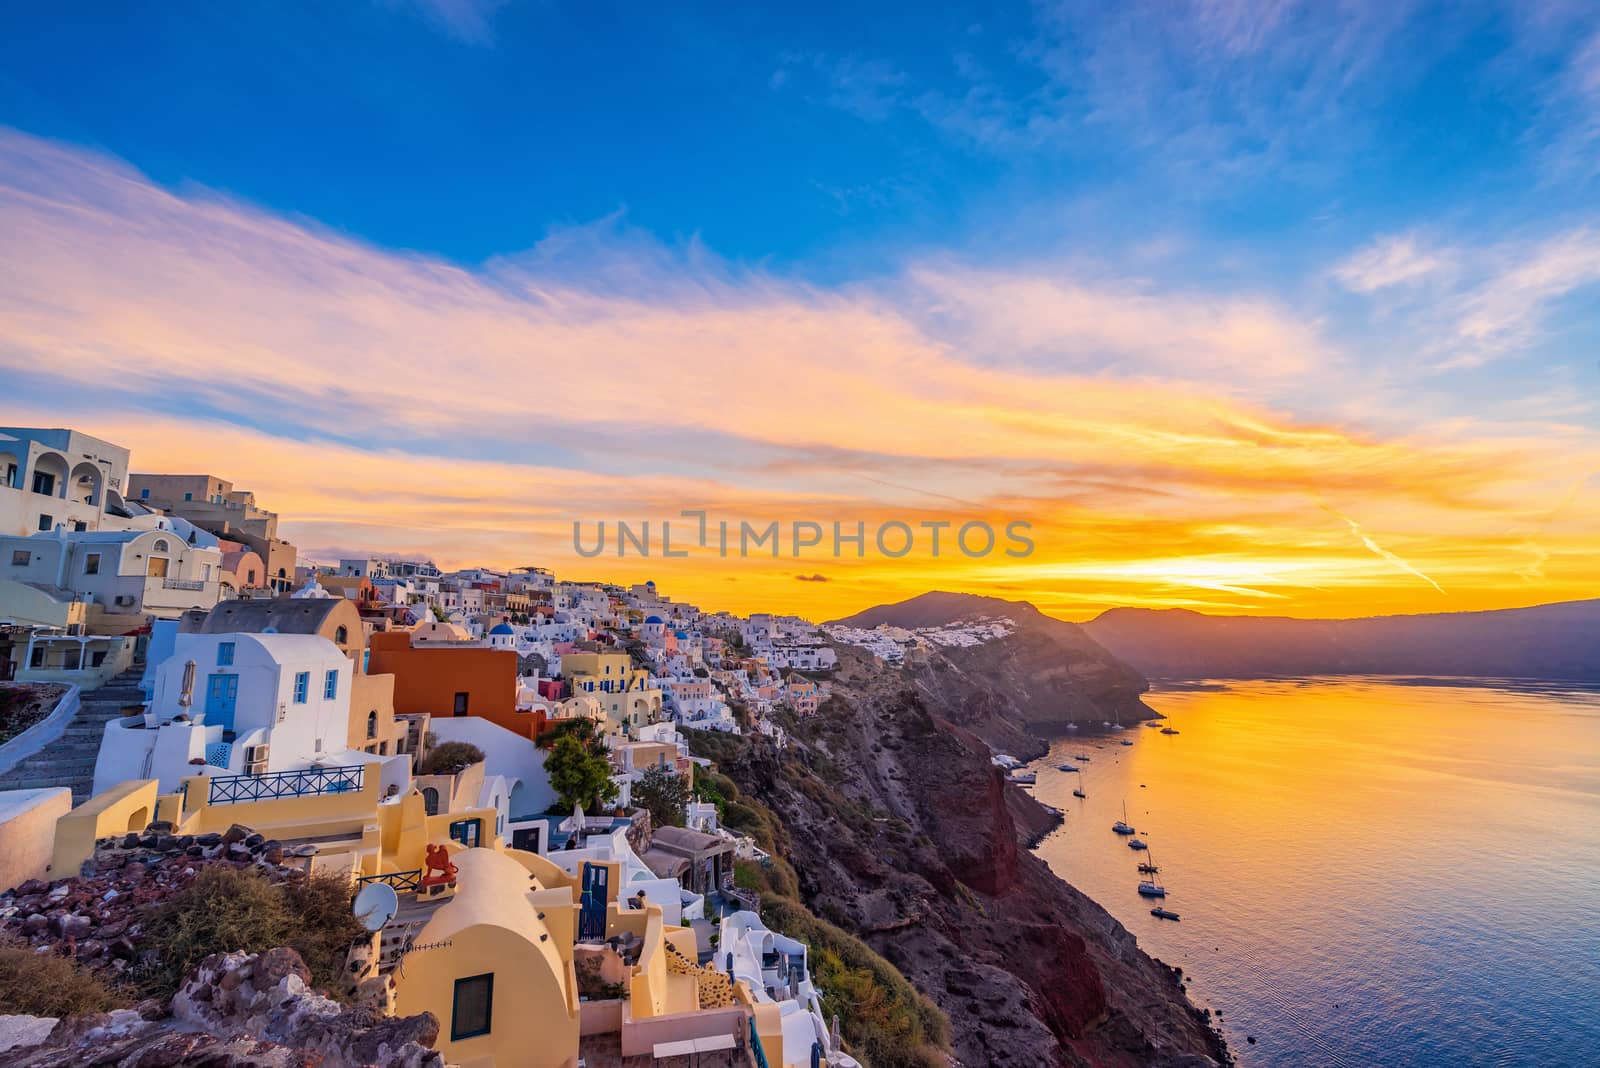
1150,907,1180,920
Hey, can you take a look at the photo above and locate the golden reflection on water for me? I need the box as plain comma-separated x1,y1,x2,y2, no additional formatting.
1032,678,1600,1067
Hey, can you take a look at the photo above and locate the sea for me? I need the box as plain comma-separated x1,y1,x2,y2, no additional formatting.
1029,677,1600,1068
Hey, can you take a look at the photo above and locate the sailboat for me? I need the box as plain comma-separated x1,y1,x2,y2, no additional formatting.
1137,851,1166,897
1112,802,1135,835
1072,769,1087,799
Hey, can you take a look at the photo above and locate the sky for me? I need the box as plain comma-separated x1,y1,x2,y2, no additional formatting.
1,0,1598,622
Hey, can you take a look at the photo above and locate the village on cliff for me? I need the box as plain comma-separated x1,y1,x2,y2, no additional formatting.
0,424,990,1067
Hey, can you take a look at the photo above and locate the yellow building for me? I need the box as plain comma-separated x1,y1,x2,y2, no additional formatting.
564,651,662,734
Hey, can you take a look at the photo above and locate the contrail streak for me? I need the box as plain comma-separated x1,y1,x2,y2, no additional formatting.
1325,507,1446,595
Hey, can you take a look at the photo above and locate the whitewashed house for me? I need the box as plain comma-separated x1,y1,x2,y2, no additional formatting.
93,632,392,796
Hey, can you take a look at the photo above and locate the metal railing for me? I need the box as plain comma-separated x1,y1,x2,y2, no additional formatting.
207,764,364,804
357,869,421,892
749,1018,772,1068
161,577,207,591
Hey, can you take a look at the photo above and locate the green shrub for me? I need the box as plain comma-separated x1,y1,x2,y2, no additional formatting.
759,897,949,1068
280,872,368,993
0,940,125,1017
141,867,365,999
140,867,292,995
417,741,485,776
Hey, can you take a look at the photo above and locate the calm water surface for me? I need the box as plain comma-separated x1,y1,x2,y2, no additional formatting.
1030,678,1600,1068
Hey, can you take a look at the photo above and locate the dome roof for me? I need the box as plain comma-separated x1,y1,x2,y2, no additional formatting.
673,630,689,639
644,615,664,625
489,622,516,635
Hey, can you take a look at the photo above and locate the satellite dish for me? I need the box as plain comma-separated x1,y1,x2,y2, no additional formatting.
353,881,399,932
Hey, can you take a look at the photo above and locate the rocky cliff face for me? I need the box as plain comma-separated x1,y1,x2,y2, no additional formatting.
724,635,1226,1068
833,592,1156,760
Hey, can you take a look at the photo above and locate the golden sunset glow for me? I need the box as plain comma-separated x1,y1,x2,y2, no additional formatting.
2,128,1597,622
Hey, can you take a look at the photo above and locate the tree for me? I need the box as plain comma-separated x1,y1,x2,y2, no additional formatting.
546,734,618,812
634,763,690,829
417,740,485,776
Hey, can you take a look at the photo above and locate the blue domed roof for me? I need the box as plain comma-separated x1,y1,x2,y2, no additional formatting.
644,615,664,625
489,622,515,635
673,630,689,640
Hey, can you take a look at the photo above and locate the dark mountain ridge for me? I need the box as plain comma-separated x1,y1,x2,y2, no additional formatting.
1081,599,1600,681
833,591,1157,755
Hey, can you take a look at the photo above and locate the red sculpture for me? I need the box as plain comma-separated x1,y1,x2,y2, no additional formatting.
420,843,458,889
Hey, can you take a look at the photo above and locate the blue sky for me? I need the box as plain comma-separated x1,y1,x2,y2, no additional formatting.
4,1,1592,278
1,1,1597,618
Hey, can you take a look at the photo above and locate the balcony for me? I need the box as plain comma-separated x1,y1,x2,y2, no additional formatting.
207,764,365,804
162,577,207,591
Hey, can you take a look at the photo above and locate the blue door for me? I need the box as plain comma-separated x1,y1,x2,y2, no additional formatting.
578,864,609,942
205,673,238,730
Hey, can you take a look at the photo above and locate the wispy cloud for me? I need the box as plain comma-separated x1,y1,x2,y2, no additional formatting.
1,127,1596,619
1333,234,1451,293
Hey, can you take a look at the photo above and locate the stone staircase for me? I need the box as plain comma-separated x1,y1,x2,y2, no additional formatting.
0,668,146,804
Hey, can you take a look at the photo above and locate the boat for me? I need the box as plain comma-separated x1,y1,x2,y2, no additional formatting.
1073,754,1092,761
1137,851,1166,896
1009,771,1037,785
1161,727,1180,735
1065,722,1079,731
1119,739,1134,746
1150,907,1180,921
1056,763,1079,773
1073,786,1087,799
1145,721,1161,728
1128,838,1149,851
1112,802,1135,835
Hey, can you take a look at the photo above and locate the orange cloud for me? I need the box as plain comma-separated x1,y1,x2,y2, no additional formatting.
2,128,1597,621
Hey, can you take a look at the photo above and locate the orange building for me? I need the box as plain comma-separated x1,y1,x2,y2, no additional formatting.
367,630,546,740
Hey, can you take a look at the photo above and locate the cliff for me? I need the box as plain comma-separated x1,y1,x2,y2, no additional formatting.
1082,599,1600,681
717,637,1225,1068
833,592,1156,759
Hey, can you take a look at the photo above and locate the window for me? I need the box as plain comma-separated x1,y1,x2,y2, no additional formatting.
293,671,309,703
334,625,348,644
62,646,81,671
453,691,470,716
324,669,338,700
449,818,482,848
10,550,29,566
217,641,235,666
73,521,86,532
29,646,44,668
366,710,378,739
90,650,106,667
31,471,54,495
183,492,192,501
421,787,440,815
152,539,169,553
37,514,51,531
246,569,256,583
140,488,149,499
451,974,493,1041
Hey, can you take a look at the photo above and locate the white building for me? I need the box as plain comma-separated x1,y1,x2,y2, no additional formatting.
0,427,132,538
93,632,391,795
0,526,223,620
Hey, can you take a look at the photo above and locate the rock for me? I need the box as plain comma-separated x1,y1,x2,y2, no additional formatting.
254,946,312,990
220,825,251,845
0,1014,58,1055
243,833,265,849
51,914,92,940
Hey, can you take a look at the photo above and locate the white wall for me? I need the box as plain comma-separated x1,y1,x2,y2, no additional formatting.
426,716,557,818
